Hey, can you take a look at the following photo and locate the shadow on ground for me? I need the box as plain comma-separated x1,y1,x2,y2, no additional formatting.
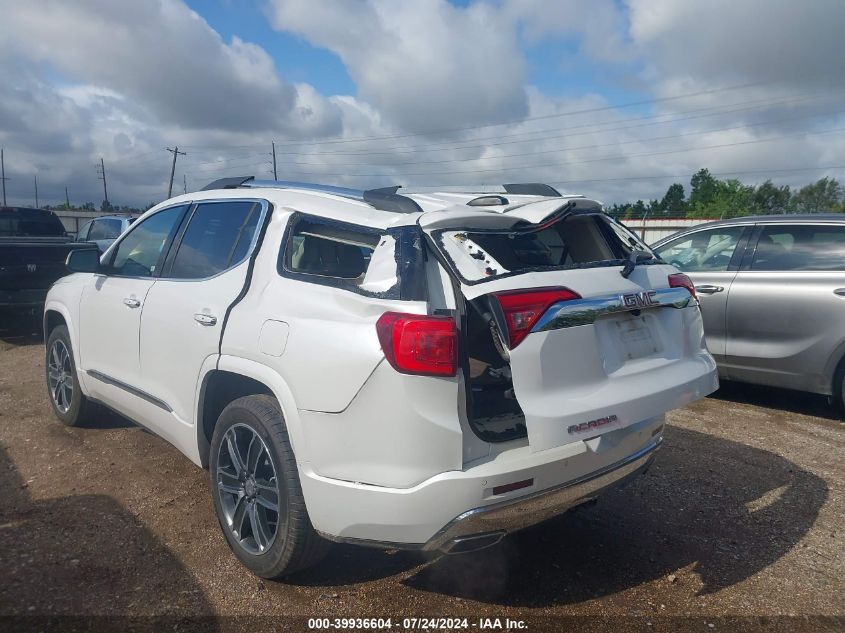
0,445,215,621
712,380,843,422
394,426,828,605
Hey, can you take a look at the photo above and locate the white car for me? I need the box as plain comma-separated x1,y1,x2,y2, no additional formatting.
44,178,718,578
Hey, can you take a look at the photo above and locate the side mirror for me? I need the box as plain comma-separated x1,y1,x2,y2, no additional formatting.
66,248,102,274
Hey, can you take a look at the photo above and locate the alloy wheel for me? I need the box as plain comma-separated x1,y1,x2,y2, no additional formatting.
47,339,73,414
215,423,282,555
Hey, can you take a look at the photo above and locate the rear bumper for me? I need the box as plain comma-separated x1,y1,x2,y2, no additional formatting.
426,437,658,553
301,415,665,550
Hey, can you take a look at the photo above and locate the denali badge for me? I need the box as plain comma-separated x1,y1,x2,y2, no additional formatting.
568,414,618,435
621,291,657,309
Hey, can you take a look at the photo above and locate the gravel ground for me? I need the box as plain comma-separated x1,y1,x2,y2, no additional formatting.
0,336,842,631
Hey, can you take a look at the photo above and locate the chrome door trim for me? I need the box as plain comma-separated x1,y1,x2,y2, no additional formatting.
532,287,693,332
86,370,173,412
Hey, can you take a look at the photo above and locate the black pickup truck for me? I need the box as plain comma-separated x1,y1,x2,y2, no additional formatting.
0,207,94,329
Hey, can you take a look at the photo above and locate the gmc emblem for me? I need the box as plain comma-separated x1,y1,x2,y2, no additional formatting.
621,290,657,309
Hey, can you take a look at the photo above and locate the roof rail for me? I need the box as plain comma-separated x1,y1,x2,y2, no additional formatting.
201,176,255,191
503,183,561,197
200,177,423,214
362,186,423,214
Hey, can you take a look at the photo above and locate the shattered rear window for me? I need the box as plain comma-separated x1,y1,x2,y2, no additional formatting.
435,213,646,283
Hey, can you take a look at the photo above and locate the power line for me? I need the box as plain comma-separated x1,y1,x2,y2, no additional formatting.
187,126,845,181
182,81,778,150
547,165,845,186
280,91,845,158
256,107,845,169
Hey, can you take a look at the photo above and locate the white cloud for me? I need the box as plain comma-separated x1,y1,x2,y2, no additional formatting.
0,0,842,209
266,0,529,132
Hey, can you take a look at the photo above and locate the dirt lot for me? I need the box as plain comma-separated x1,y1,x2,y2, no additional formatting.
0,336,842,631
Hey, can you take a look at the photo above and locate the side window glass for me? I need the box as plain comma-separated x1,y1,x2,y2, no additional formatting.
88,218,122,240
169,201,260,279
76,221,92,241
110,206,187,277
282,216,379,284
751,225,845,271
655,227,743,272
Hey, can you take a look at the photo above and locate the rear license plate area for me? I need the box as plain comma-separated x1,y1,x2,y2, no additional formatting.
615,315,658,360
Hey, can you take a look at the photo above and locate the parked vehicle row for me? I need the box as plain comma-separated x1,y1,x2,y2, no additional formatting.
653,216,845,407
0,207,93,327
44,178,717,578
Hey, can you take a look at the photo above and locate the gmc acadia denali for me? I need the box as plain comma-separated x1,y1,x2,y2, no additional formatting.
44,178,718,578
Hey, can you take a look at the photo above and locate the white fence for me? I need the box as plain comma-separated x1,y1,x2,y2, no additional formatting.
622,218,715,244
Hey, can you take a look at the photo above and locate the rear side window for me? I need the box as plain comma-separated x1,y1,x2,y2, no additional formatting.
751,224,845,271
279,213,426,299
654,226,744,272
169,201,261,279
0,207,66,237
435,214,644,283
88,218,123,240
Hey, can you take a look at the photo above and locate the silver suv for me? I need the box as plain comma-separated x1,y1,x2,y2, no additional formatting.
653,215,845,406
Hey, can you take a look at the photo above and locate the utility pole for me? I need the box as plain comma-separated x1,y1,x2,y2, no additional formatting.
65,187,70,208
34,175,39,208
166,147,186,198
96,157,109,207
1,148,8,206
183,174,187,195
271,141,277,180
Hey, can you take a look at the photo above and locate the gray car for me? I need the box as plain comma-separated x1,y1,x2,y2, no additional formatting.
75,215,135,252
652,215,845,407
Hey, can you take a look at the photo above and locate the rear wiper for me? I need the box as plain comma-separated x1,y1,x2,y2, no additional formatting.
620,249,653,278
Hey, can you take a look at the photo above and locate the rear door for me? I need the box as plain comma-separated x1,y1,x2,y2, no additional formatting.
725,222,845,393
652,224,751,361
421,209,718,453
139,199,266,433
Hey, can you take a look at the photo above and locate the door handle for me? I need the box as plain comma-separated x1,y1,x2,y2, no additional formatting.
834,288,845,297
123,297,141,308
194,313,217,326
695,285,724,294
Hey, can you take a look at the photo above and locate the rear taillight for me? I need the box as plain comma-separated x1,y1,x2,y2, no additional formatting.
376,312,457,377
668,273,697,300
493,287,580,348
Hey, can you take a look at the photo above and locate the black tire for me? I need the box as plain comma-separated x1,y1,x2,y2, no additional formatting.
45,325,90,426
833,361,845,413
209,394,329,578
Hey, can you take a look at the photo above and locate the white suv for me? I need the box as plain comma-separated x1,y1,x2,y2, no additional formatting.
44,178,718,578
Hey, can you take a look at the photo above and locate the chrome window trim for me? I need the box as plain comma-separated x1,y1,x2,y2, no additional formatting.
532,286,694,332
160,198,270,283
102,198,269,283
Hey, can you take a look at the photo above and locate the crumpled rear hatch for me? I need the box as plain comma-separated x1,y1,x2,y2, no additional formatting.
420,200,718,452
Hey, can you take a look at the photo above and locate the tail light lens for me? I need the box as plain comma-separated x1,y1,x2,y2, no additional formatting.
376,312,457,377
493,287,581,348
668,273,697,300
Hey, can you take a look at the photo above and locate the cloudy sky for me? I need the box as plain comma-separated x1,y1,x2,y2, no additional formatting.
0,0,843,208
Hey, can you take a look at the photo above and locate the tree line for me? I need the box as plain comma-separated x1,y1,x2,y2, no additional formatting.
605,169,844,220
